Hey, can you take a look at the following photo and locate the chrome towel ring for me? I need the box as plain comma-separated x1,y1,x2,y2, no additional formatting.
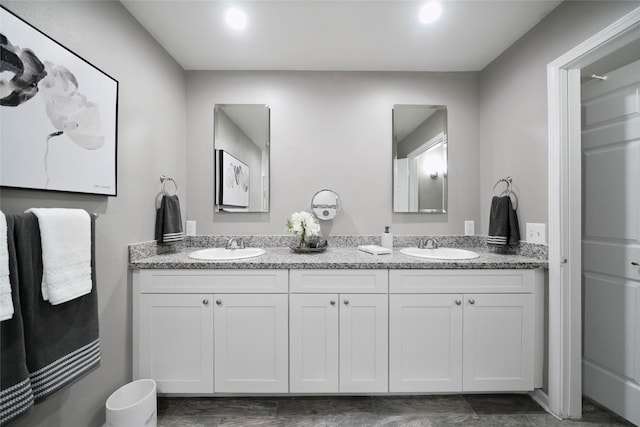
160,175,178,196
493,176,518,210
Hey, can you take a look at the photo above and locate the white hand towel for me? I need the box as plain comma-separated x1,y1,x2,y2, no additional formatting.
0,211,14,321
358,245,392,255
27,208,92,305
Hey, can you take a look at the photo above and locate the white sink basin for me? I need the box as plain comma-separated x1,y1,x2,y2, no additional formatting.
188,247,266,261
400,247,480,260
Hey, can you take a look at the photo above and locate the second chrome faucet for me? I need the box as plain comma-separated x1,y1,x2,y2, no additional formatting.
226,237,245,250
418,238,439,249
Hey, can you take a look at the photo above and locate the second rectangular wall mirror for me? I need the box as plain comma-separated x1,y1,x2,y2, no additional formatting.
392,104,448,213
214,104,270,213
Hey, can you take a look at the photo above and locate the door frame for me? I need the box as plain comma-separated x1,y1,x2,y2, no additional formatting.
547,7,640,419
406,132,446,211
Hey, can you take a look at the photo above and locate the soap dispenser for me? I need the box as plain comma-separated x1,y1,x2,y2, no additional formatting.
381,226,393,250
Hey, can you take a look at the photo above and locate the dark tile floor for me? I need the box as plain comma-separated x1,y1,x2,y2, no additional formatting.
157,394,634,426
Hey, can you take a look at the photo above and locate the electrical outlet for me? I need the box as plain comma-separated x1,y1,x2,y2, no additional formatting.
464,220,475,236
526,223,546,244
186,220,197,236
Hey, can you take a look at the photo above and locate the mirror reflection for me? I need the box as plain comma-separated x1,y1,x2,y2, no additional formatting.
392,105,447,213
214,104,270,212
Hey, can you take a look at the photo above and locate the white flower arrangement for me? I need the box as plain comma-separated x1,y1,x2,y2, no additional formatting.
286,211,321,246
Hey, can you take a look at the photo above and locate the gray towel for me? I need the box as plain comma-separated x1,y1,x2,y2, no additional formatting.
487,196,521,246
155,194,184,244
15,213,100,403
0,215,34,426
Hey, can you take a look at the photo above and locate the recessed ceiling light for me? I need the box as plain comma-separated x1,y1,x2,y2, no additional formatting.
419,1,443,24
225,7,247,30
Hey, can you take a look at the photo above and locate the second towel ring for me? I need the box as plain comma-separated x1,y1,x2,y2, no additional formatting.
493,176,518,210
160,175,178,196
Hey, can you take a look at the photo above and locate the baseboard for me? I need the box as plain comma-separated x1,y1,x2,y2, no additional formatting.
530,388,562,420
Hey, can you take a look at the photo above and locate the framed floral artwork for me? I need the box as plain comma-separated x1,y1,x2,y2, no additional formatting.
215,150,250,208
0,6,118,196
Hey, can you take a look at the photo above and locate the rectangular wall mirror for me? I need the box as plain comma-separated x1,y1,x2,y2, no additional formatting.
214,104,270,212
392,105,448,213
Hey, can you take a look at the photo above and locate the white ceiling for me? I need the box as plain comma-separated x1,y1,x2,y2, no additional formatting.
120,0,563,72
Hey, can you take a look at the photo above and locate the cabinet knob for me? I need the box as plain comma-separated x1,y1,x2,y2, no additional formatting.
216,299,222,305
343,300,350,305
330,300,336,306
202,299,209,306
468,299,475,305
455,300,462,306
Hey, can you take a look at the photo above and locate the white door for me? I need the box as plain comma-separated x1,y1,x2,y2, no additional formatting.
214,293,288,393
138,294,214,394
289,294,339,393
581,59,640,425
462,293,534,391
389,294,463,392
339,294,388,393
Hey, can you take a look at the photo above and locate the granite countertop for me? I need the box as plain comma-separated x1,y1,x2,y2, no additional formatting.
129,246,547,270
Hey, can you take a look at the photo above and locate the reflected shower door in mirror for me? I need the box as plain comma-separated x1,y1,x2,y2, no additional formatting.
393,105,447,213
214,104,270,212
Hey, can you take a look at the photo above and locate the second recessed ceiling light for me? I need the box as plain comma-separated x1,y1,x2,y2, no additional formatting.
419,1,443,24
225,7,247,30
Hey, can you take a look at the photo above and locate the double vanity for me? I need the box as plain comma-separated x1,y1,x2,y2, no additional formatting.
129,100,544,398
130,238,546,397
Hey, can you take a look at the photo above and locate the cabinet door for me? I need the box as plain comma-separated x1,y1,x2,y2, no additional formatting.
138,294,214,394
339,294,388,393
463,293,534,391
389,294,463,392
214,294,288,393
290,294,339,393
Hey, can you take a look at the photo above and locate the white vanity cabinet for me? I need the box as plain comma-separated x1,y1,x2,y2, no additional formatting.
289,270,389,393
214,293,288,393
133,265,544,396
389,294,463,392
462,293,534,391
389,269,543,393
132,269,289,395
138,293,214,393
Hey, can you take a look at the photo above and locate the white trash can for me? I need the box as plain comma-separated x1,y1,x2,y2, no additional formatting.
105,379,157,427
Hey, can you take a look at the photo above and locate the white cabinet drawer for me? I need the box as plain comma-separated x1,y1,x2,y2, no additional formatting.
290,269,388,293
135,269,288,293
389,269,536,293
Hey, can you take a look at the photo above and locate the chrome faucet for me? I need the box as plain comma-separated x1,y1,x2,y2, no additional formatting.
419,238,439,249
226,237,245,250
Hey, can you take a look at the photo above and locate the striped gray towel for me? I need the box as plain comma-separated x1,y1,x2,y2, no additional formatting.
487,196,520,246
15,213,100,404
0,215,34,426
155,194,184,244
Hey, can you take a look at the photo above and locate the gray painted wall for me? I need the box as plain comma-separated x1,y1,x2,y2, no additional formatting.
0,1,638,426
478,0,638,235
0,1,187,426
186,71,480,236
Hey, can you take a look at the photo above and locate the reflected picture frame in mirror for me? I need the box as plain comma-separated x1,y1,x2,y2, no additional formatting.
392,105,448,213
214,104,270,212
